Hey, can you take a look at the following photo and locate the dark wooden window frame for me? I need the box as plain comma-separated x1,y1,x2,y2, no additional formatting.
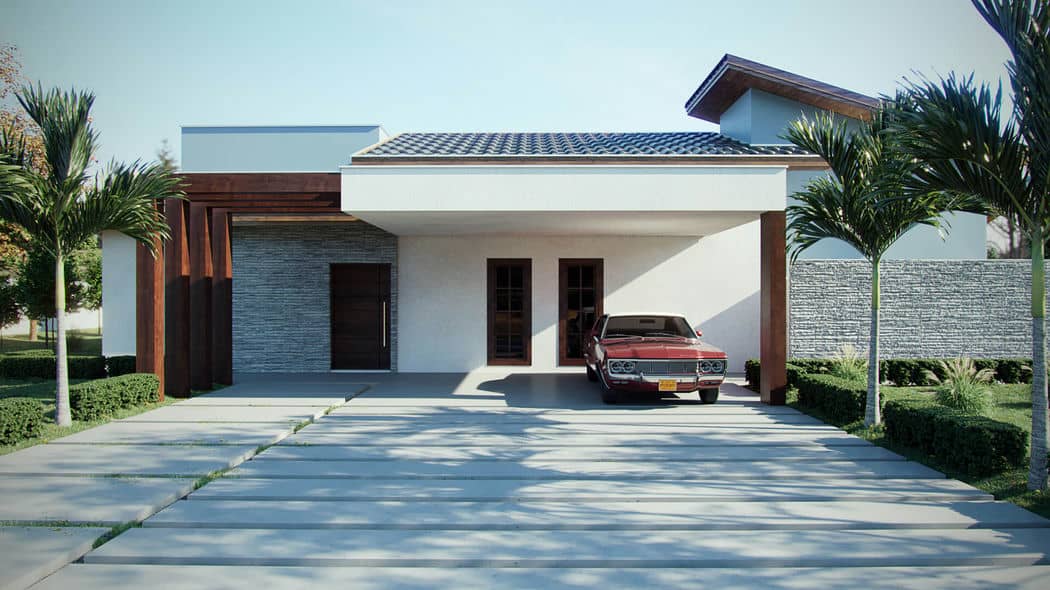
558,258,604,366
487,258,532,366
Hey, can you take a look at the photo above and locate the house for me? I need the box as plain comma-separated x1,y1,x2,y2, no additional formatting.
100,55,987,403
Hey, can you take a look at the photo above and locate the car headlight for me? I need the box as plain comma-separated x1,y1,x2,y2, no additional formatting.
711,360,725,373
608,360,635,374
699,360,712,373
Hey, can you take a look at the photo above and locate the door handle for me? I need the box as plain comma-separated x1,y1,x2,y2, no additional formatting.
381,300,387,348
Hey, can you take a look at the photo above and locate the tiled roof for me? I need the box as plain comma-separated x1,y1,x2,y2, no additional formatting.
354,132,810,158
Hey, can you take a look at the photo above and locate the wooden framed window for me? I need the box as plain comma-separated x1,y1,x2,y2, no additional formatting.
487,259,532,365
559,259,603,366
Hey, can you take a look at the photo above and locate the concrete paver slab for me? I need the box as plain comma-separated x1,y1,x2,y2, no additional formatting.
0,476,195,524
297,421,844,434
187,477,993,502
85,527,1050,567
119,405,326,423
333,403,802,414
319,411,825,424
282,430,873,447
0,444,259,476
48,421,297,446
175,397,348,407
145,499,1047,530
229,458,943,479
0,526,108,590
256,443,902,462
30,564,1050,590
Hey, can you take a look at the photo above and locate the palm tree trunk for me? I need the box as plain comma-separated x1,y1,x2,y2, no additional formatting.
1030,229,1048,491
865,258,881,426
54,248,71,427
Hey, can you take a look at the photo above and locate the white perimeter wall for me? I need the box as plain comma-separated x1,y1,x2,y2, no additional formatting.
398,224,760,374
101,231,136,356
4,309,101,336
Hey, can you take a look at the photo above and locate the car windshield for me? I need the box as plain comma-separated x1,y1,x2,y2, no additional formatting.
602,315,694,339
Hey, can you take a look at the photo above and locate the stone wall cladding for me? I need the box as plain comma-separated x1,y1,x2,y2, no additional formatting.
232,222,397,372
790,259,1037,359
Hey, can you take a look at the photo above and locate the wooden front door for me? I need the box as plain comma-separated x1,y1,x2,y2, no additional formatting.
559,259,603,366
330,263,391,370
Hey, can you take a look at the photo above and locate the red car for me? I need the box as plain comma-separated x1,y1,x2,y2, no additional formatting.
584,313,728,404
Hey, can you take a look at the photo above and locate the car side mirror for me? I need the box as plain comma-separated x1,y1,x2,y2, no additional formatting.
694,328,703,338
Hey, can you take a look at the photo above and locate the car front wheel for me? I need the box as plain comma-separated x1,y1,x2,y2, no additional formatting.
586,364,599,382
699,388,719,404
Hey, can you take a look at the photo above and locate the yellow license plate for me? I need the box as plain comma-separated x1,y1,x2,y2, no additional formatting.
658,379,678,392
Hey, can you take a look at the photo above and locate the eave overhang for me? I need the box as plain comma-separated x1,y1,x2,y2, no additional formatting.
684,54,879,124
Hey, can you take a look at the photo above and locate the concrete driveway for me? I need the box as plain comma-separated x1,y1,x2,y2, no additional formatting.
30,373,1050,589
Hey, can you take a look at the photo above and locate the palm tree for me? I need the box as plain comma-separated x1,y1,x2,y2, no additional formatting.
784,108,948,427
890,0,1050,491
0,86,180,426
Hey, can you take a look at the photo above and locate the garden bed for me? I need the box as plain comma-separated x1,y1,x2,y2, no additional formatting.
0,376,173,455
781,379,1049,519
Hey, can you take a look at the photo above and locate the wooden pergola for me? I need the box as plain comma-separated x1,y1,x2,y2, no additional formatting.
135,173,344,398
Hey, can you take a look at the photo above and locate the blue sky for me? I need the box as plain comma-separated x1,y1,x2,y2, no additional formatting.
0,0,1010,167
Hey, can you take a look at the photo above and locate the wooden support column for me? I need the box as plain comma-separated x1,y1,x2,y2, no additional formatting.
135,235,164,399
164,199,191,397
188,203,214,391
760,210,787,405
211,208,233,385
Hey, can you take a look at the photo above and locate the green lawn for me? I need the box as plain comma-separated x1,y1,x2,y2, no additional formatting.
786,382,1050,519
0,377,173,455
0,328,102,356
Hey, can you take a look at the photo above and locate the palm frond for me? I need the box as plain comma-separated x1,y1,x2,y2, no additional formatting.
892,73,1033,228
64,160,183,255
784,106,946,263
16,85,98,217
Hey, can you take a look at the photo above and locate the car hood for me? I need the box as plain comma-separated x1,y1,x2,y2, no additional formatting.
601,337,726,359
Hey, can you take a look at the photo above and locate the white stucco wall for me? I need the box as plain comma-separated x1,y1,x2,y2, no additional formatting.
343,164,788,216
101,231,136,356
398,225,760,374
182,125,386,172
721,89,860,146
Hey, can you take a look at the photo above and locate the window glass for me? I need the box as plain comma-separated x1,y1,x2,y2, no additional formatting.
602,316,693,338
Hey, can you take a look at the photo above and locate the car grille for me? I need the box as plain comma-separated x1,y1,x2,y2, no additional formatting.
634,360,699,375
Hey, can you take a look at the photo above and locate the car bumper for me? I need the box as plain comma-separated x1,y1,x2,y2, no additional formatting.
605,373,725,393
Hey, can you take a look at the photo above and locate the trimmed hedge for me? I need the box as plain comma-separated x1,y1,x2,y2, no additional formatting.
744,359,760,388
746,357,1034,388
106,355,137,377
70,373,160,421
794,372,868,424
746,361,818,391
884,400,1027,476
0,352,107,380
785,363,806,388
0,397,46,445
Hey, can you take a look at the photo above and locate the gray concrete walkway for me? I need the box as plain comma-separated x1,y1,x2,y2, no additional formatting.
18,373,1050,588
0,374,364,590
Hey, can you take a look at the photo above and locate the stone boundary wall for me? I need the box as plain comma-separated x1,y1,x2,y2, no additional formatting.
232,222,398,372
790,259,1040,359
